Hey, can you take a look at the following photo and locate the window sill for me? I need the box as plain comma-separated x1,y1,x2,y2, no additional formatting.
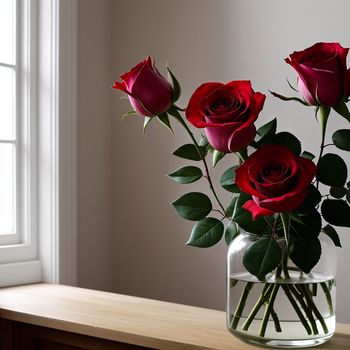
0,283,348,349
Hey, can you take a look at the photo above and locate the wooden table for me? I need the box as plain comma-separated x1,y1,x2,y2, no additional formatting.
0,284,348,349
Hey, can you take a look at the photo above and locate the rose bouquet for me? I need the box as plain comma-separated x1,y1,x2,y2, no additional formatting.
113,42,350,347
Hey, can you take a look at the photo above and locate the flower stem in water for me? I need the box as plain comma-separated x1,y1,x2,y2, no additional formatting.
270,306,282,333
320,281,334,315
281,284,312,335
288,284,318,335
242,284,273,331
301,284,329,334
259,284,280,337
230,282,254,330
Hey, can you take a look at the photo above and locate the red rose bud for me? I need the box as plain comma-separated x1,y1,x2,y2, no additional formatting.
112,56,173,116
186,81,265,153
235,145,316,220
286,42,350,107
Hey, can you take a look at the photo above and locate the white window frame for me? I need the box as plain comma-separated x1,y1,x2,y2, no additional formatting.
0,0,20,247
0,0,78,287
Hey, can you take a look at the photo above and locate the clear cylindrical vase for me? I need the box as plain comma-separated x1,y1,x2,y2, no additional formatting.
227,231,337,348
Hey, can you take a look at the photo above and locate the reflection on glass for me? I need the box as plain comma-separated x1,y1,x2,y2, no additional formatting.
0,67,16,140
0,0,16,65
0,144,16,234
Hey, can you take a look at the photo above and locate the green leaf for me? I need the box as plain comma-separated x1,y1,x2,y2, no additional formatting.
143,116,153,133
272,132,302,155
321,199,350,227
213,150,225,167
220,166,240,193
172,192,212,221
317,153,347,187
333,100,350,123
269,90,308,106
186,218,224,247
206,143,215,153
301,151,315,160
233,193,268,234
225,221,239,245
322,224,342,248
289,238,321,273
157,112,173,133
243,238,282,280
330,186,347,199
286,77,299,92
255,118,277,146
297,185,321,214
123,110,138,119
172,144,204,161
332,129,350,151
289,212,304,224
168,166,202,184
346,190,350,204
225,196,238,218
166,66,181,103
290,209,322,238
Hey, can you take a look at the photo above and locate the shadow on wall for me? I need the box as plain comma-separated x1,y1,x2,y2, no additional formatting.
111,0,236,310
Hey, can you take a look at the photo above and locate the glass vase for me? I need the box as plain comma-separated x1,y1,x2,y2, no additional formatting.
227,231,337,348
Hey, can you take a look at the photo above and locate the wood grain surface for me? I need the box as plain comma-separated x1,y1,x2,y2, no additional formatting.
0,284,348,349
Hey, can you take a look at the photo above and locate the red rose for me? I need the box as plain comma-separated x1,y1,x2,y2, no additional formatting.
286,42,350,107
185,81,265,153
235,145,316,220
112,56,173,116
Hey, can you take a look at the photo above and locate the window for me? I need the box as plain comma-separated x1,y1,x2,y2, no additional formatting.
0,0,17,244
0,0,77,287
0,0,40,283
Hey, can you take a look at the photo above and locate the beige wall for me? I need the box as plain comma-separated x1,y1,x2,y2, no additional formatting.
77,0,113,291
78,0,350,322
111,0,238,309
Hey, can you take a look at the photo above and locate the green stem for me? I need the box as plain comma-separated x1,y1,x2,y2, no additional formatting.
300,284,329,334
275,265,282,279
242,284,273,331
270,306,282,333
317,106,331,164
280,212,291,246
288,285,318,335
171,108,226,214
230,279,239,288
316,106,331,189
259,284,280,337
230,282,254,330
320,281,334,315
281,285,312,335
281,246,291,280
237,149,248,163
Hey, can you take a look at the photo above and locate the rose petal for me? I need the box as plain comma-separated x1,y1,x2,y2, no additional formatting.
228,124,256,152
286,42,349,106
186,82,223,128
120,56,152,89
294,156,317,190
112,81,129,94
235,159,269,200
131,61,173,115
236,145,297,198
205,124,238,153
226,80,254,98
243,200,275,220
248,152,298,196
257,190,308,213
